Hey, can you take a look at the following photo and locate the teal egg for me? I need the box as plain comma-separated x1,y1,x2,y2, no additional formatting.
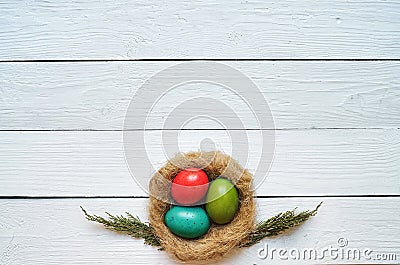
164,206,210,239
205,177,239,224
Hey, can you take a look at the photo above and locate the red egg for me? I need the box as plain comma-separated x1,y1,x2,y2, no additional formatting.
171,168,209,205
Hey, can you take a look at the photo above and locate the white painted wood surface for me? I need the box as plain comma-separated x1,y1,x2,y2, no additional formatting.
1,0,399,264
1,198,399,265
0,129,399,197
0,0,400,59
0,62,399,130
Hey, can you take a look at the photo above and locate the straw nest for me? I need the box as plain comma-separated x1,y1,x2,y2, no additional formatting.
148,151,255,261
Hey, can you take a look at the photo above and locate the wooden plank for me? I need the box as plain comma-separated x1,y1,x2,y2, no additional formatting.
1,1,400,59
0,129,398,196
0,198,398,264
0,61,399,130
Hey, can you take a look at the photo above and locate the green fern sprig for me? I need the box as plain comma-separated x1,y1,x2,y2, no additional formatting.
81,202,322,249
239,202,322,247
80,206,161,247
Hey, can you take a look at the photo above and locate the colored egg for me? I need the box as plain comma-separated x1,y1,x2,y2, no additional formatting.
205,177,239,224
164,206,210,239
171,168,209,205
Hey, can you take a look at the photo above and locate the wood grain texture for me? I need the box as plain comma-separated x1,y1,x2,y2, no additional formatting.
1,0,399,264
1,61,399,130
0,198,399,264
0,129,398,196
1,1,400,60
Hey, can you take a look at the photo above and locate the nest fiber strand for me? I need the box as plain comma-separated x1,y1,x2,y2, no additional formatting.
149,151,255,261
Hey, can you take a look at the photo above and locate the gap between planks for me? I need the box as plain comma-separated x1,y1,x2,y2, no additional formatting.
0,128,397,132
1,58,400,63
1,195,400,200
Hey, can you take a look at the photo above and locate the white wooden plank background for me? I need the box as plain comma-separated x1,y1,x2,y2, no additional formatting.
1,0,399,264
0,62,399,130
0,198,399,264
0,130,399,197
0,0,400,59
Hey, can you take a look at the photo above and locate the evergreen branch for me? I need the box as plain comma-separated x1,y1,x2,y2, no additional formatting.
239,202,322,248
81,202,321,249
80,206,161,247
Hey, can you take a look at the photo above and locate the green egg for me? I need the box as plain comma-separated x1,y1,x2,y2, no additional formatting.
205,177,239,224
164,206,210,239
